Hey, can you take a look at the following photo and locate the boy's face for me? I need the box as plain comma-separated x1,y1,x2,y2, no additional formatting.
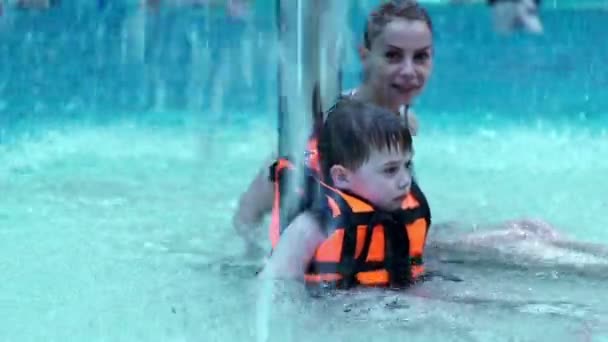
332,147,413,212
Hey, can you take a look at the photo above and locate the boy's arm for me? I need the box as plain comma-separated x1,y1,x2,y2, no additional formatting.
259,211,325,280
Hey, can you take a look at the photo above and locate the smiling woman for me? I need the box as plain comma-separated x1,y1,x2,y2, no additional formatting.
233,0,434,253
354,0,433,115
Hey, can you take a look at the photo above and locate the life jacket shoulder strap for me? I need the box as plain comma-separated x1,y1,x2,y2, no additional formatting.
268,157,293,183
269,157,322,238
268,157,319,183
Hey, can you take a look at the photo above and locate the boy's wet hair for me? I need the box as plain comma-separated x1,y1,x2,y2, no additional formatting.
364,0,433,49
318,99,412,180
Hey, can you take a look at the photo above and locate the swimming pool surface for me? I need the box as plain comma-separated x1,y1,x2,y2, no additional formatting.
1,2,607,341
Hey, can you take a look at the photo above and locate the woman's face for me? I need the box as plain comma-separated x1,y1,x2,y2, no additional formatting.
361,18,433,109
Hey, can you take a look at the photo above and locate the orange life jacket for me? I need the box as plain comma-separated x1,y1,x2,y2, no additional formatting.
268,137,320,249
303,181,431,289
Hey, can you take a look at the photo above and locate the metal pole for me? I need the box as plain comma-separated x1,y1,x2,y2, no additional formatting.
276,0,345,148
276,0,318,226
276,0,318,159
275,0,344,221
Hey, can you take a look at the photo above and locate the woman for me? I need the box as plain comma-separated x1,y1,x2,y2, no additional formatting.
233,0,434,255
243,0,608,277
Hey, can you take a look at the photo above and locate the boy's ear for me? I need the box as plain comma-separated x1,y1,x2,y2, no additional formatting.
330,165,351,190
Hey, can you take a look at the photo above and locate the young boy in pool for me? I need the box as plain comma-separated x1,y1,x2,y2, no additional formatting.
260,99,431,288
259,99,608,285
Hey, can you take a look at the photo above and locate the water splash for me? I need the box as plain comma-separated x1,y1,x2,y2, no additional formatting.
255,1,346,341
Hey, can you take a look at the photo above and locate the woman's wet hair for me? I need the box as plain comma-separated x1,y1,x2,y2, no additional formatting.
364,0,433,49
318,99,412,180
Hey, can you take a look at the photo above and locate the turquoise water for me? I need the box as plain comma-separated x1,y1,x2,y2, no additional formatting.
1,2,608,341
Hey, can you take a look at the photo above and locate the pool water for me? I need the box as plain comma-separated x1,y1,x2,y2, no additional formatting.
1,2,607,341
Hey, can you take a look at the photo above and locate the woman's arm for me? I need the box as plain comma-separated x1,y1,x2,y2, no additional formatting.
233,156,276,255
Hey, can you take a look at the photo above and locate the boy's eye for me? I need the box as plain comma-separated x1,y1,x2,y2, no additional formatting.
405,161,413,169
384,166,399,175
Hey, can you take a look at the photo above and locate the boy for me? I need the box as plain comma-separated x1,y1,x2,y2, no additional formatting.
261,99,431,289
